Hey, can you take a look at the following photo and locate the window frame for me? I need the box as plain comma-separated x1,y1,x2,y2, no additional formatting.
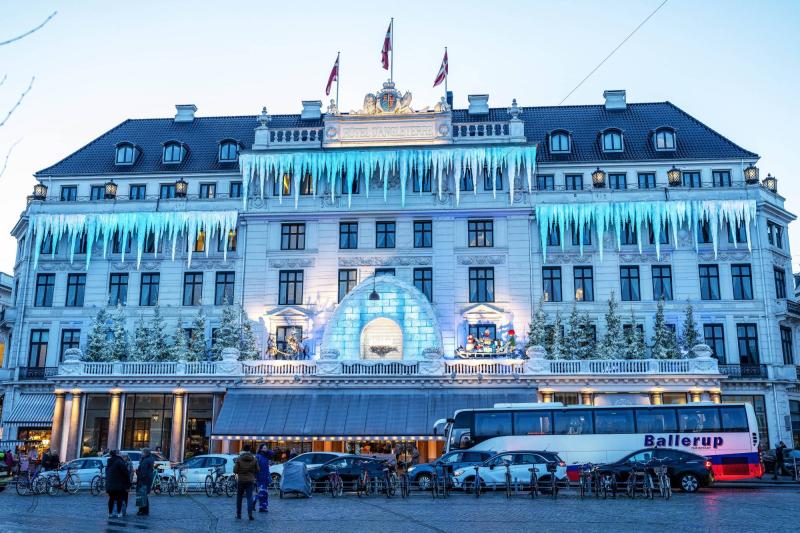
28,329,49,368
115,143,136,165
375,221,396,249
703,323,726,362
278,270,304,306
573,266,594,302
280,223,306,251
542,266,562,303
34,273,55,307
638,173,656,189
549,131,571,153
468,219,494,248
620,266,641,302
339,222,358,249
129,184,147,200
108,272,129,306
218,141,239,163
90,185,105,200
698,264,721,300
60,329,81,361
199,183,216,199
565,174,583,191
182,272,203,306
781,326,794,365
601,130,624,152
139,273,160,306
60,186,77,202
731,264,754,300
338,269,357,303
736,323,759,365
214,271,235,306
651,265,673,301
468,267,495,303
609,173,627,190
774,267,787,299
162,142,185,164
413,220,432,248
65,273,86,307
654,129,676,151
682,171,701,188
414,267,433,301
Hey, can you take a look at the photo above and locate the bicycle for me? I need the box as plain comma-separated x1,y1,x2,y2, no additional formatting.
383,464,398,499
90,464,106,496
648,458,671,500
44,464,80,496
397,460,411,499
165,465,188,496
326,466,344,498
356,468,372,498
15,466,48,496
545,462,559,500
626,461,653,499
472,465,482,498
528,466,540,498
501,460,513,499
205,464,235,497
578,463,593,499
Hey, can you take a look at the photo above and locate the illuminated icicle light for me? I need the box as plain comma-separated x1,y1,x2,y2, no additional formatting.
30,211,239,270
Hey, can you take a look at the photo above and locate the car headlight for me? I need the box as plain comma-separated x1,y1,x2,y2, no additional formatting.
407,466,415,472
454,469,465,477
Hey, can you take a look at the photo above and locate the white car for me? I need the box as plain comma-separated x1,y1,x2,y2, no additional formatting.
270,452,348,484
452,451,568,491
58,456,108,488
159,454,238,490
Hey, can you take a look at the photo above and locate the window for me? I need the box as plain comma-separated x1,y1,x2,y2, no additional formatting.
620,266,641,301
595,409,635,434
229,181,243,198
274,173,291,196
413,171,432,193
468,220,493,247
647,223,669,245
214,272,235,305
602,130,623,152
129,184,146,200
60,329,80,360
281,223,306,250
139,273,160,306
731,264,753,300
547,228,560,246
159,183,176,199
90,185,105,200
183,272,203,306
60,186,77,201
775,268,787,299
109,273,128,306
469,324,496,342
163,142,185,163
554,411,593,435
542,267,562,302
696,221,712,244
781,326,794,365
115,143,136,165
275,326,302,354
338,269,357,302
565,174,583,190
513,411,553,435
678,407,721,433
193,231,206,253
199,183,216,199
698,265,720,300
767,221,784,248
218,230,237,252
460,170,474,192
720,406,749,432
483,168,502,191
375,268,395,276
638,173,656,189
728,222,748,244
682,171,701,188
299,173,313,195
712,170,731,187
652,265,673,301
468,267,494,303
339,222,358,249
537,175,554,191
474,412,512,438
40,235,53,255
414,268,433,301
571,225,592,246
635,408,677,433
28,329,49,367
654,129,676,151
376,221,396,248
620,222,637,245
574,266,594,302
703,324,726,362
278,270,303,305
550,132,570,153
34,273,55,307
736,323,759,365
609,173,627,190
340,175,360,195
65,273,86,307
413,220,432,248
218,141,238,162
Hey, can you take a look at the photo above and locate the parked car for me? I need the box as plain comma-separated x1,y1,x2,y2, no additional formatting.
308,455,390,490
407,450,493,490
160,454,238,489
762,448,800,474
58,456,108,488
102,450,169,471
452,451,568,492
270,452,348,485
597,448,714,493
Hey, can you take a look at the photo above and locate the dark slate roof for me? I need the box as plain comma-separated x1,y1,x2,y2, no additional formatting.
36,102,756,177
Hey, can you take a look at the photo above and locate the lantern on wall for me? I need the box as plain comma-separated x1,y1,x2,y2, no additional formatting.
32,183,48,200
763,173,777,192
744,164,759,184
667,166,682,187
591,167,606,188
175,177,188,198
104,179,118,199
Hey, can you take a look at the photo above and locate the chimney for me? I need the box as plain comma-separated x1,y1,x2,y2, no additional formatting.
446,90,454,108
603,90,626,111
468,94,489,115
174,104,197,122
301,100,322,121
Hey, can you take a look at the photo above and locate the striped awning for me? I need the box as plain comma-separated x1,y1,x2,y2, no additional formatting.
4,394,55,426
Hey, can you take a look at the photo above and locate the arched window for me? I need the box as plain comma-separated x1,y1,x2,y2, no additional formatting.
602,129,623,152
654,128,676,151
549,131,571,153
218,140,239,162
115,143,136,165
163,141,186,164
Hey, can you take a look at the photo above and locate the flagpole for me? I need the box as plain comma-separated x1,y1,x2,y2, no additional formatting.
390,17,394,83
336,51,340,111
444,46,448,97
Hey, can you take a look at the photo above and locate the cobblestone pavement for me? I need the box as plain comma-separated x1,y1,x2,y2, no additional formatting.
0,486,797,533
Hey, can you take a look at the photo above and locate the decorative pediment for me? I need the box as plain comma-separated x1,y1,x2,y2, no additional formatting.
461,303,509,324
265,306,314,320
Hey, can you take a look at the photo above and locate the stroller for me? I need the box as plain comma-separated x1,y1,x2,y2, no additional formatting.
279,461,312,498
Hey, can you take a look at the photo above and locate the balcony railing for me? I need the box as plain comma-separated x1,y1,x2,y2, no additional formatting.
452,122,510,143
718,364,768,379
539,358,713,375
268,128,323,148
19,367,58,380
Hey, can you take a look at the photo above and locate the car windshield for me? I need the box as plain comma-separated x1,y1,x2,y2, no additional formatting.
486,454,514,466
440,453,461,464
293,454,315,464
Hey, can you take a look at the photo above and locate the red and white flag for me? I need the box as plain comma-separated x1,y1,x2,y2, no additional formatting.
381,21,393,70
325,53,339,96
433,49,448,87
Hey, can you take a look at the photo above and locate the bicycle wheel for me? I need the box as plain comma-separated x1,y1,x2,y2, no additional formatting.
225,477,236,497
167,477,176,496
15,477,31,496
400,474,410,498
204,475,215,497
505,472,512,498
65,473,80,495
178,475,188,496
46,477,57,497
626,477,635,499
90,475,102,496
335,476,344,497
32,475,48,495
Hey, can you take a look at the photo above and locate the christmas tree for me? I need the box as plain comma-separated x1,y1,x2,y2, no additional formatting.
130,314,150,361
651,299,679,359
187,310,208,362
148,305,171,361
84,308,112,362
239,313,260,361
211,303,240,360
575,311,596,360
597,291,627,359
110,303,129,361
171,314,189,362
526,297,548,349
680,302,701,357
564,305,582,360
547,310,569,360
623,310,646,359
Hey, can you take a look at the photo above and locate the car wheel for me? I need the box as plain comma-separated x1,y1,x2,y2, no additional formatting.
416,473,432,491
679,473,699,493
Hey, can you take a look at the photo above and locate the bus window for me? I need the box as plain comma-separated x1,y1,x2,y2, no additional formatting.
474,412,512,438
513,411,553,435
594,409,635,434
635,408,678,433
553,411,594,435
720,406,748,432
678,407,721,433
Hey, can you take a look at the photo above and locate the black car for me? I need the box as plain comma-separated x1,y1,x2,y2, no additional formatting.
309,455,389,490
598,448,714,493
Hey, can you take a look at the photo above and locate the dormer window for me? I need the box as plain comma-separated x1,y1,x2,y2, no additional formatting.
218,140,239,162
601,129,623,152
163,141,186,164
549,131,571,154
654,128,676,151
115,143,137,166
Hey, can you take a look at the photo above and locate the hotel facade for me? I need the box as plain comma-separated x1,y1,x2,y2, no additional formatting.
1,84,798,462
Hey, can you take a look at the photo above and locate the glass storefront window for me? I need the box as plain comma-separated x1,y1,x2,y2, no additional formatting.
81,394,110,457
185,395,213,459
662,393,688,405
790,400,800,449
17,427,51,454
722,394,769,449
122,394,173,455
553,393,580,406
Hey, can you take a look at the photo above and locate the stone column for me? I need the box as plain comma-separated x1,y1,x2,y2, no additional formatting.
323,441,332,452
106,391,122,452
170,391,186,462
710,391,721,404
581,392,593,406
50,392,66,459
690,390,702,403
65,392,83,460
649,392,663,405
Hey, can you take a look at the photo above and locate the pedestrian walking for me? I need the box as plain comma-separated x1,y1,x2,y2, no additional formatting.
135,448,156,516
773,441,787,479
233,444,259,520
105,450,131,518
18,448,29,475
255,444,274,513
4,450,14,476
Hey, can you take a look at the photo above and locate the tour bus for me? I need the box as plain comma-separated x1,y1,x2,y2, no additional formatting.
436,402,762,481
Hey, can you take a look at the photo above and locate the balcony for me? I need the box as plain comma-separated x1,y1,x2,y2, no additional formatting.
18,366,58,380
787,300,800,319
718,364,768,379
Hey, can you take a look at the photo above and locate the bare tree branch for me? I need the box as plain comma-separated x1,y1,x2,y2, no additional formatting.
0,77,35,129
0,11,58,47
0,75,7,90
0,139,21,179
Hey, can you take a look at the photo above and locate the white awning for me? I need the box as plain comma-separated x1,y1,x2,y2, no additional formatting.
4,394,55,426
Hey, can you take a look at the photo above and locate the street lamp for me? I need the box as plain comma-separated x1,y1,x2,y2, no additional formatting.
175,177,188,198
369,275,380,301
32,183,48,200
763,174,778,192
591,167,606,188
667,166,682,187
104,179,118,199
744,164,759,184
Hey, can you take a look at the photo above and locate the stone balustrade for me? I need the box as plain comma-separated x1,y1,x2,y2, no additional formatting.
268,128,323,147
451,122,511,143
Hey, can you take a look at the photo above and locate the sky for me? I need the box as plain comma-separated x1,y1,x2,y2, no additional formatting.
0,0,798,274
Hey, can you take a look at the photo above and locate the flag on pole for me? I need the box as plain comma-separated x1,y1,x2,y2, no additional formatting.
381,21,393,70
433,49,448,87
325,53,339,96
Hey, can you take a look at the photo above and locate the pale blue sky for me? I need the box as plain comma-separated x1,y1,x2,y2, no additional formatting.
0,0,798,273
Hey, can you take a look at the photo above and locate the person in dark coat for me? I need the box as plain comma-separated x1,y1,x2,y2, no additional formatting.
105,451,131,518
255,444,274,513
42,449,59,471
234,445,259,520
135,448,156,516
773,441,788,479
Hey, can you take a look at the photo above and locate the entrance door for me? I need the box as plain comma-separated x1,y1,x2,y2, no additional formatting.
360,317,403,360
